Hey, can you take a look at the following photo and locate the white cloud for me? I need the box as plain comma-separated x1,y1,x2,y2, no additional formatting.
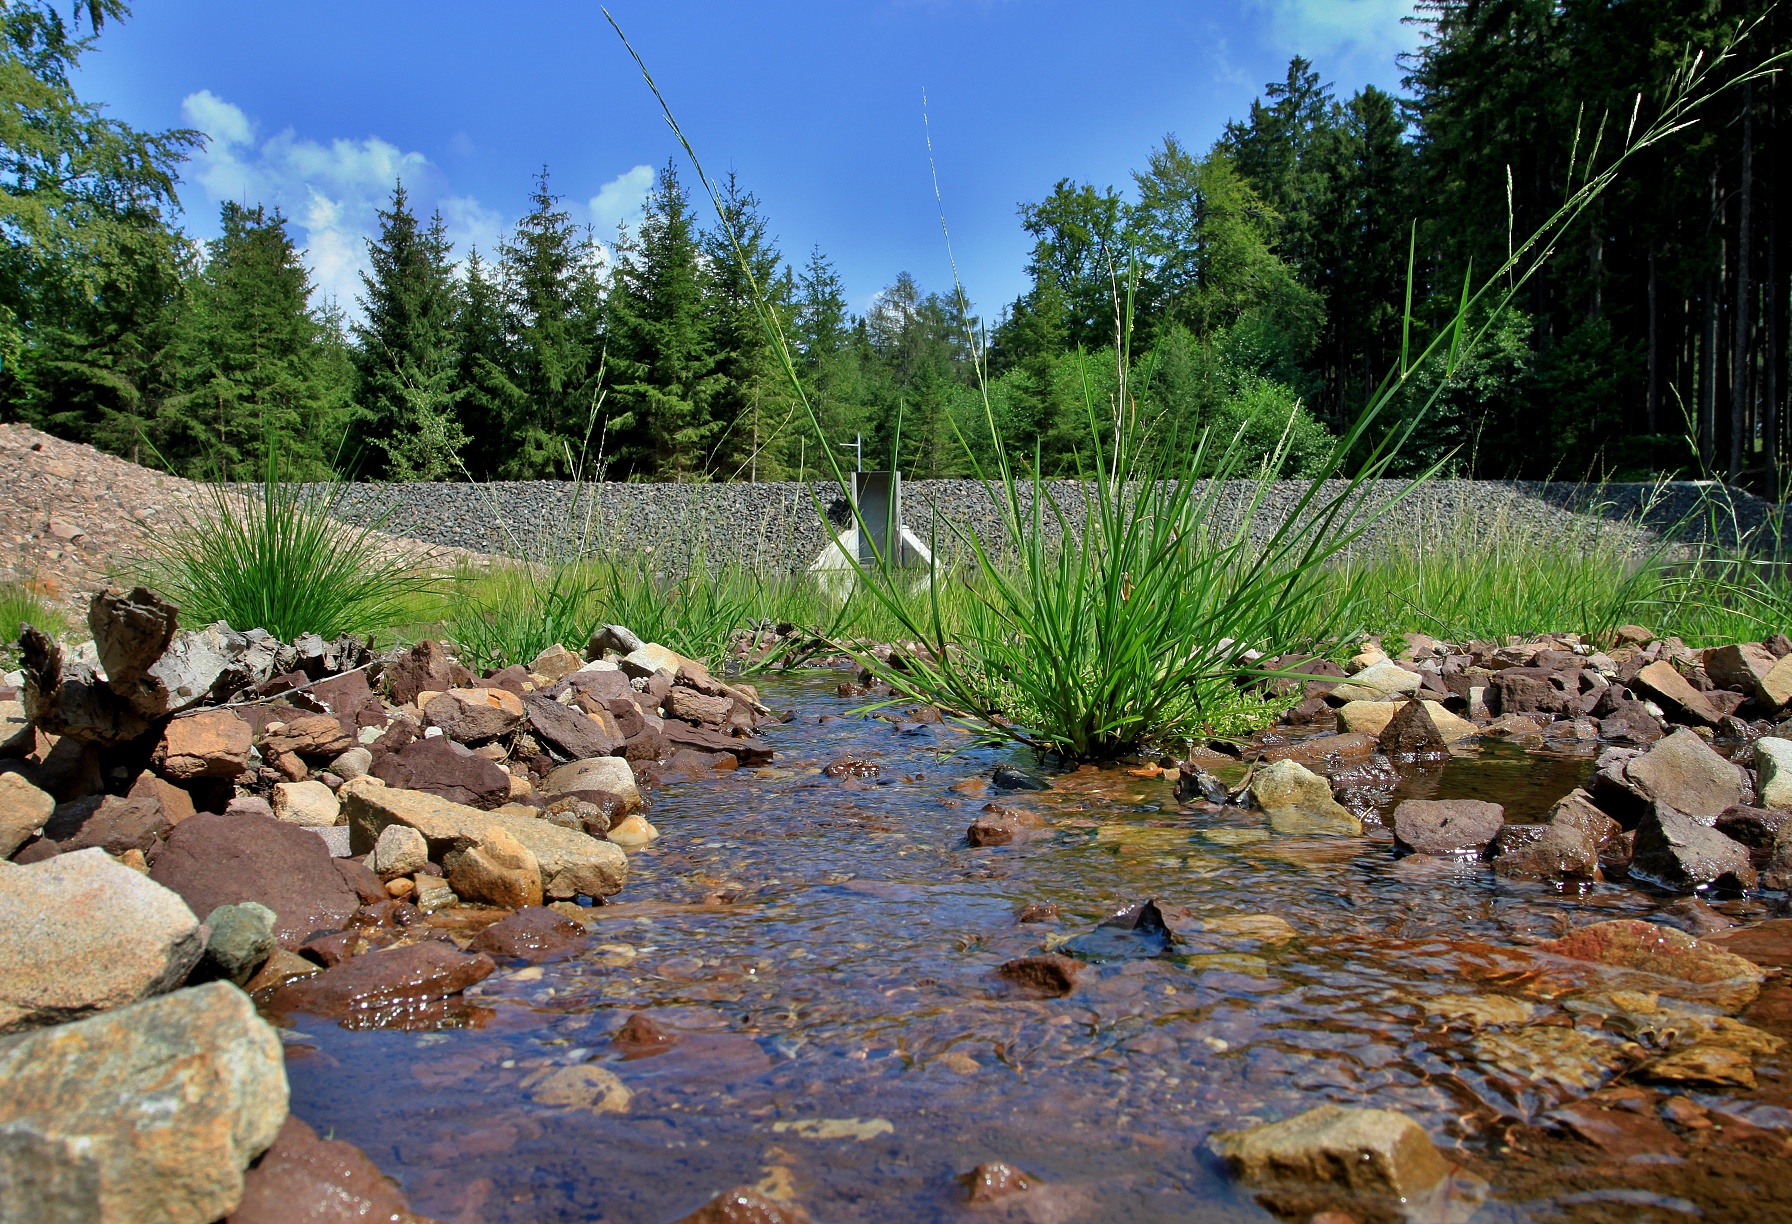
179,91,500,315
1253,0,1421,68
588,164,654,238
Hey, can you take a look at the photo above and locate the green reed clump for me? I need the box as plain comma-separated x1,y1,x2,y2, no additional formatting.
0,583,66,663
144,453,438,642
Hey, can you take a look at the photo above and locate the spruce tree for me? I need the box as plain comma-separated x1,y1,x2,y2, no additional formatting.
604,160,722,479
703,173,793,480
454,246,514,480
352,182,465,479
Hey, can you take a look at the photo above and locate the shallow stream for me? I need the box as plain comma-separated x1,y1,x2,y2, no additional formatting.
280,673,1791,1223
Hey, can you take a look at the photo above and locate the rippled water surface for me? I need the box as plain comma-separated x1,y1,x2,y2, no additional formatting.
280,674,1789,1223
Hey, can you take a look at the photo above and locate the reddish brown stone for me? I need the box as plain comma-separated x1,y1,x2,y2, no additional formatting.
1392,799,1504,856
673,1187,810,1224
1707,919,1792,972
1017,902,1060,923
127,770,196,826
469,906,585,962
998,954,1083,997
959,1161,1035,1202
371,736,510,810
262,712,355,759
153,708,252,781
42,794,170,858
1550,1103,1684,1162
611,1011,681,1059
149,812,359,950
524,693,623,759
267,941,494,1020
664,720,772,764
332,856,387,905
1633,661,1724,727
228,1115,422,1224
384,639,461,706
967,803,1047,847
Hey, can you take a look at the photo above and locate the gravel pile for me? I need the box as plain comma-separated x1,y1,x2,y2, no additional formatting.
303,478,1785,573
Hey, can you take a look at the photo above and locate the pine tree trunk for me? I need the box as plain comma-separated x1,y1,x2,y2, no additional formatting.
1733,86,1755,482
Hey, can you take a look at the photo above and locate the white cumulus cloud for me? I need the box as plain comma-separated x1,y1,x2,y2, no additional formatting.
179,91,501,315
1253,0,1421,69
588,163,654,239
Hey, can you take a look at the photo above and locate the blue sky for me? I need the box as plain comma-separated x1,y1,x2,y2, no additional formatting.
74,0,1421,319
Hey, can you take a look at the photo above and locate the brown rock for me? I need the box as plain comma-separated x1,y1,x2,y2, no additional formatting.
128,770,196,826
665,686,733,727
154,708,253,782
261,712,355,759
242,946,321,994
1260,732,1379,766
1706,642,1778,694
1550,1102,1684,1162
1535,918,1765,1007
1713,805,1792,868
1490,823,1601,880
1597,700,1664,746
1480,713,1546,738
1392,799,1503,856
18,624,154,745
1706,918,1792,972
1212,1105,1452,1202
0,770,54,858
469,906,585,962
228,1115,426,1224
333,856,387,905
1598,728,1750,823
998,954,1083,997
149,812,360,950
46,793,170,857
664,720,773,764
673,1186,811,1224
611,1011,681,1059
423,687,525,743
384,639,462,706
1547,789,1620,850
1614,625,1655,647
1630,803,1757,891
447,828,542,909
1377,700,1451,756
967,802,1048,847
1759,652,1792,709
1632,660,1724,726
959,1161,1035,1202
266,940,494,1021
1490,668,1577,717
372,736,511,810
524,693,624,759
309,669,383,727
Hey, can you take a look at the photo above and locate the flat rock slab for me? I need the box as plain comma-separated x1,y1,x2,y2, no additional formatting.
266,940,494,1022
0,981,288,1224
1393,799,1504,855
470,906,588,963
227,1115,425,1224
0,848,204,1033
1534,918,1765,1010
344,783,627,899
150,812,359,951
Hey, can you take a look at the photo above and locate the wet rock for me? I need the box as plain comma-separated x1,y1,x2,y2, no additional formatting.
612,1011,681,1059
1249,758,1361,836
344,783,628,900
423,687,525,743
267,940,494,1021
823,756,879,778
228,1115,425,1224
992,765,1047,791
271,779,339,828
0,980,287,1224
1212,1105,1453,1202
1016,902,1060,923
607,813,659,847
199,901,277,986
1535,918,1765,1009
1331,661,1422,702
1060,898,1172,963
154,708,253,782
523,1063,632,1113
447,828,542,909
1489,823,1601,881
1593,728,1749,825
0,771,52,858
542,756,642,813
150,812,360,950
1546,788,1620,851
1174,765,1232,804
1763,829,1792,889
0,848,205,1032
1481,713,1546,738
673,1186,811,1224
372,735,511,810
1632,660,1724,726
1548,1102,1685,1162
372,823,429,879
1751,736,1792,809
524,693,623,759
242,946,320,994
1260,732,1378,768
966,802,1047,847
1713,805,1791,867
998,953,1083,997
1654,896,1735,937
470,906,585,962
1375,701,1452,757
1392,799,1504,856
1630,803,1757,891
959,1161,1035,1202
663,719,773,763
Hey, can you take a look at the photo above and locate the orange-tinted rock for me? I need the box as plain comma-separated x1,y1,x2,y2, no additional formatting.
128,770,196,826
267,940,494,1021
1632,661,1723,726
967,802,1047,847
612,1011,680,1059
1550,1103,1684,1162
154,708,252,781
959,1161,1035,1202
262,712,355,759
423,687,526,743
998,954,1083,997
385,639,464,706
1535,918,1765,1007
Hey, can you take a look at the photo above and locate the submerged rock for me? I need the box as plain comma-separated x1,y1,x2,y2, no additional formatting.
1212,1104,1455,1202
469,906,586,962
267,940,494,1022
1392,799,1504,856
1060,898,1171,961
673,1186,811,1224
228,1115,426,1224
998,954,1083,997
1534,918,1765,1010
958,1161,1035,1203
0,981,288,1224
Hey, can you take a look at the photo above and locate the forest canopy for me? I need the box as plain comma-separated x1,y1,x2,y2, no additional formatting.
1,1,1787,488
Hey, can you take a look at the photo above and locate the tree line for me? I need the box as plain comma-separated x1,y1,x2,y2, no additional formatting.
3,1,1788,486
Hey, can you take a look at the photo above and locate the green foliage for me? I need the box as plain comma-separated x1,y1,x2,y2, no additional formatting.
0,582,64,663
352,183,466,480
443,561,603,671
1384,305,1534,475
145,453,437,641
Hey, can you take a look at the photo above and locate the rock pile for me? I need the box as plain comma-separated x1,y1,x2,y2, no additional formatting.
0,585,774,1221
1182,627,1792,895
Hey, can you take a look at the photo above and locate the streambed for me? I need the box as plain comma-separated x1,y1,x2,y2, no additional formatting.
277,672,1791,1223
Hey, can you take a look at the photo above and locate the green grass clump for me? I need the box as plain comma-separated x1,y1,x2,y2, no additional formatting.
144,454,440,642
0,583,66,665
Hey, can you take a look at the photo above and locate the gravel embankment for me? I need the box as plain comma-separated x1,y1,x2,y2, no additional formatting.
304,478,1786,572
